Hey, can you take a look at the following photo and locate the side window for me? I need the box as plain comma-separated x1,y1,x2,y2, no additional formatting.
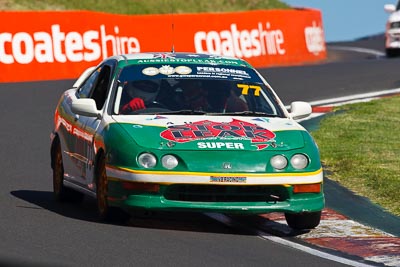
77,68,101,98
76,66,111,110
91,66,111,110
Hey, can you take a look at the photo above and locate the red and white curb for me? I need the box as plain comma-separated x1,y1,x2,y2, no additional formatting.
305,88,400,119
207,209,399,267
261,209,400,267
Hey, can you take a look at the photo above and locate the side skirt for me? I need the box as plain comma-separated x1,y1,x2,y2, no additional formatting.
64,179,96,198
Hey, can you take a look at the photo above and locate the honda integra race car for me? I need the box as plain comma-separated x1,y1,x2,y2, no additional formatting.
50,52,324,230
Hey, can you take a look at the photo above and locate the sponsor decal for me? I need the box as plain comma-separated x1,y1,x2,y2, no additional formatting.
136,58,241,66
175,66,192,75
197,66,247,75
194,22,285,59
162,65,251,80
160,119,275,150
56,114,92,142
304,21,325,55
0,24,140,64
210,176,247,183
159,65,175,75
142,67,159,76
196,66,250,79
142,65,193,76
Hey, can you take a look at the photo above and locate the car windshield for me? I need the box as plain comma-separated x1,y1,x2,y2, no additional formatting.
113,64,285,117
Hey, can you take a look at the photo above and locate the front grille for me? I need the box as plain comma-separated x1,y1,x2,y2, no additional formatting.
163,184,289,202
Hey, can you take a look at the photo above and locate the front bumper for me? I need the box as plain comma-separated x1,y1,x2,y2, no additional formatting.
106,167,325,214
109,191,324,214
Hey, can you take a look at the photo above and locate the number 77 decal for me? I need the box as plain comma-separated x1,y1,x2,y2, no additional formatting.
237,84,261,96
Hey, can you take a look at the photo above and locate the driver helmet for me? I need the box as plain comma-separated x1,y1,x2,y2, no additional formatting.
126,80,159,103
180,79,204,102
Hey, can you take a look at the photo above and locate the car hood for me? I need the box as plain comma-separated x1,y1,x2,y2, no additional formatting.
111,115,307,151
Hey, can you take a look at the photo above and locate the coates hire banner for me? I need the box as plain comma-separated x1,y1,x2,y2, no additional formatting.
0,9,326,83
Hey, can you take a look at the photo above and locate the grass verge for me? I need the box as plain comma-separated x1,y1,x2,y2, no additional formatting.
0,0,289,14
312,96,400,216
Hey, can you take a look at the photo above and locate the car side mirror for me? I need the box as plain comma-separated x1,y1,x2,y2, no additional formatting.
289,101,312,120
71,98,101,118
384,4,396,13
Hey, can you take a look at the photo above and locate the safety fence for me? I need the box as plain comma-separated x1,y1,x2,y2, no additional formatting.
0,9,326,82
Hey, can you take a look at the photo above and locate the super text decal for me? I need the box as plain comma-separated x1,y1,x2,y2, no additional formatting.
160,119,276,150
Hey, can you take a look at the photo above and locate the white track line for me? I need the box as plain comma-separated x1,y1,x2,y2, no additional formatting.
206,213,375,267
308,88,400,107
257,231,375,267
286,88,400,121
329,46,385,57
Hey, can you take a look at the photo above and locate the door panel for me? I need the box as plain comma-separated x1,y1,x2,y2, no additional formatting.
70,64,112,189
56,92,88,183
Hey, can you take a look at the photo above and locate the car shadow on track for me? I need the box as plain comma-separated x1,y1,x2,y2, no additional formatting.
10,190,254,235
11,190,100,223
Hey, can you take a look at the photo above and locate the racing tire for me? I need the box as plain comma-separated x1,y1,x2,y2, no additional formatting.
96,155,130,223
284,211,321,230
386,48,399,58
52,139,84,202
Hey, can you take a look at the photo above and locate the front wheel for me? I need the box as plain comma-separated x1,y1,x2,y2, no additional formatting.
386,48,399,58
284,211,321,230
96,155,130,223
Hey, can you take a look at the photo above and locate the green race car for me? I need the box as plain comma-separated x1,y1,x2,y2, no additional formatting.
50,52,324,229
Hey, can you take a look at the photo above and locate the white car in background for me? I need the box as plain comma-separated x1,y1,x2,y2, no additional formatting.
384,2,400,57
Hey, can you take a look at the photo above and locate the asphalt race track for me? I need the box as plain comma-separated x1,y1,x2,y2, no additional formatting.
0,35,399,267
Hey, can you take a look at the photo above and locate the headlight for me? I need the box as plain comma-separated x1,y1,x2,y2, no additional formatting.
138,153,157,168
161,155,178,169
270,155,288,170
290,154,309,170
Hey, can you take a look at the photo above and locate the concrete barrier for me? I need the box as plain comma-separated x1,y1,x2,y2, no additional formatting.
0,9,326,82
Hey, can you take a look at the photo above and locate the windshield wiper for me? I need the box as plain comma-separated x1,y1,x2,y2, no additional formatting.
209,111,279,117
